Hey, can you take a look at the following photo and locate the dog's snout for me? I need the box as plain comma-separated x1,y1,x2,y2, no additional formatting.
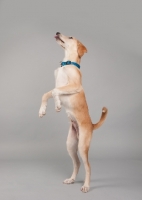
56,32,60,35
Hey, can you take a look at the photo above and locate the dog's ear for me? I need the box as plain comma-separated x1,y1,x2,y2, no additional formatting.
77,41,87,58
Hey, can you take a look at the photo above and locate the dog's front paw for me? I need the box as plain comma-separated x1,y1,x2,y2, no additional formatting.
81,185,90,193
63,178,75,184
55,100,61,112
39,105,46,118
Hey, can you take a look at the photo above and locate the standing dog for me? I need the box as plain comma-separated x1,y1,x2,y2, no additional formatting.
39,32,108,193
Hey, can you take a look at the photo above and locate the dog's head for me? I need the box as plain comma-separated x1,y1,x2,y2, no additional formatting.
54,32,87,58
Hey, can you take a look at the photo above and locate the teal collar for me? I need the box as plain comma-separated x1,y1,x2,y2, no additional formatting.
61,61,80,69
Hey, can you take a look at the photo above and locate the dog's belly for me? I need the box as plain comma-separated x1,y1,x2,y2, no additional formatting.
66,109,75,121
55,67,68,87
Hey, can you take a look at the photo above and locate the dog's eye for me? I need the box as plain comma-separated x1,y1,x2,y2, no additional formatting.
69,37,73,39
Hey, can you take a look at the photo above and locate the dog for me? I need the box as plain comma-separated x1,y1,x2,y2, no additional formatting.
39,32,108,193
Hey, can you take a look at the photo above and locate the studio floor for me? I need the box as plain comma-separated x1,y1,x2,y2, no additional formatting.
0,158,142,200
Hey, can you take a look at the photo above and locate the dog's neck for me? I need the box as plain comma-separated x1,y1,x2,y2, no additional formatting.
63,51,81,64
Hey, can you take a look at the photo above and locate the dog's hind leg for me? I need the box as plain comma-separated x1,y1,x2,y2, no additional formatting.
78,125,92,193
63,122,80,184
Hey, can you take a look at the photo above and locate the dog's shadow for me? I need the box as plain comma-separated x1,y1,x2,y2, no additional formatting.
75,178,128,192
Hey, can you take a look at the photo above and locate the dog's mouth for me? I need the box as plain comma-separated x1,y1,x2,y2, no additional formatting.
54,35,64,43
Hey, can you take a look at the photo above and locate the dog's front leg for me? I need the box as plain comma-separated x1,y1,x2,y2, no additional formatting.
39,90,52,117
52,84,82,112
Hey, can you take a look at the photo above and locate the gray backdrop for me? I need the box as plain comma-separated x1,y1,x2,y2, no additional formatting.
0,0,142,199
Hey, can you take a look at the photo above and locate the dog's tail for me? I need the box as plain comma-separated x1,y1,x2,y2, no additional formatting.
92,107,108,130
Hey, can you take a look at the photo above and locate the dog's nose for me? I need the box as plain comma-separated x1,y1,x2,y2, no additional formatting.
56,32,60,35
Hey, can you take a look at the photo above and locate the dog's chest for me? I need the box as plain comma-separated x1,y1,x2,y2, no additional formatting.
54,67,68,87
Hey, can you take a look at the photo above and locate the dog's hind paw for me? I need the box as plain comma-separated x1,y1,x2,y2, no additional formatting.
63,178,75,184
39,105,46,118
81,185,90,193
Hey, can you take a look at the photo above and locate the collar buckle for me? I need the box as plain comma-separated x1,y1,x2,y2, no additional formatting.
66,61,71,65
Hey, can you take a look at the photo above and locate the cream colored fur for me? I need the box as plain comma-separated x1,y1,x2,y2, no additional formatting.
39,33,108,193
